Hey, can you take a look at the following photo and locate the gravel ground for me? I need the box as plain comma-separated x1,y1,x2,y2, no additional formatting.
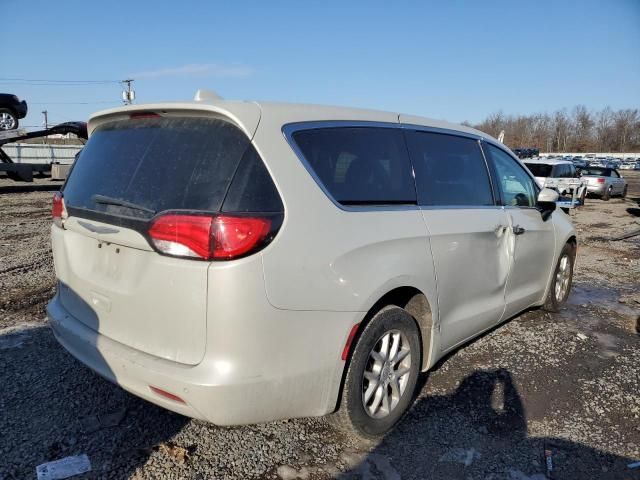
1,173,639,480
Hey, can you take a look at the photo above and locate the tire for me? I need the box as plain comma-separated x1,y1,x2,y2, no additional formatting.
621,186,628,199
602,186,612,201
330,306,421,438
543,243,575,312
0,109,18,130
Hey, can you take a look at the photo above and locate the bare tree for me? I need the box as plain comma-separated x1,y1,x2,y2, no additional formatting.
470,105,640,152
595,107,614,152
613,109,638,152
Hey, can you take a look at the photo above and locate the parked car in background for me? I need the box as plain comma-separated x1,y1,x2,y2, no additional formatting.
0,93,28,130
47,93,577,438
511,148,539,159
581,166,628,200
524,158,586,203
572,157,589,169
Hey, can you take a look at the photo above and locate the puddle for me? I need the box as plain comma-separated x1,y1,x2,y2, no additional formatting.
560,284,640,350
592,332,622,358
568,284,639,319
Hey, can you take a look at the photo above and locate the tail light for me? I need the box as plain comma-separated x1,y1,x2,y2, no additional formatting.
52,192,64,228
596,178,605,183
148,213,277,261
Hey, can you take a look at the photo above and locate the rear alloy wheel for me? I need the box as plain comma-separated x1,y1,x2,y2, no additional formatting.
543,243,575,312
330,306,421,438
602,186,612,201
362,329,412,419
621,186,628,198
0,109,18,130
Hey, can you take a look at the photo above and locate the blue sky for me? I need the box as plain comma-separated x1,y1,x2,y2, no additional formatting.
3,0,639,129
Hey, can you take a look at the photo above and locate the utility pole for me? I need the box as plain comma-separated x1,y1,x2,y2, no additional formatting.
121,79,135,105
42,110,49,143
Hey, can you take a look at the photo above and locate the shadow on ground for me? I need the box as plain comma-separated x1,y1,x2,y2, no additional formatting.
342,368,639,480
0,325,189,479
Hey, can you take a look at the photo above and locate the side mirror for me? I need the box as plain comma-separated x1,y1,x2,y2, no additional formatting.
538,188,559,203
537,188,558,220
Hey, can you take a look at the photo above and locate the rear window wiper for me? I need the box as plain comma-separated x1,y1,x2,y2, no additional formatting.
92,194,156,215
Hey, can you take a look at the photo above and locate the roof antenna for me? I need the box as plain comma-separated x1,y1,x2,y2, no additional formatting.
194,89,223,102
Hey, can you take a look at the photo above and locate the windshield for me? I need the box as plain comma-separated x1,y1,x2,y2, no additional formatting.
63,116,251,219
524,163,552,177
581,167,609,176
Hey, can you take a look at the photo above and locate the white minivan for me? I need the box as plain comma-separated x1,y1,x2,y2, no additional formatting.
48,92,576,438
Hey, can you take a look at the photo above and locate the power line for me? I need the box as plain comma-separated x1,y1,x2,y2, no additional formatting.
0,82,118,87
29,101,121,105
0,77,120,84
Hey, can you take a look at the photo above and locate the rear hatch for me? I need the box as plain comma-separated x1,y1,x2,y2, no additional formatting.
582,175,605,185
53,111,281,365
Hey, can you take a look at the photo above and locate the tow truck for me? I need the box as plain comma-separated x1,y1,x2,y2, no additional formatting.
0,122,87,182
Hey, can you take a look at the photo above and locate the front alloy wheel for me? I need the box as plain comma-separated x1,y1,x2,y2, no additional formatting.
543,243,575,312
554,254,571,303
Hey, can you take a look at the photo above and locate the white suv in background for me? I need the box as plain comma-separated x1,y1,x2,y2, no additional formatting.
48,93,577,438
524,158,587,203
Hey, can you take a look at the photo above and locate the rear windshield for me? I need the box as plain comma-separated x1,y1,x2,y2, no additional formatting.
524,163,552,177
64,116,261,219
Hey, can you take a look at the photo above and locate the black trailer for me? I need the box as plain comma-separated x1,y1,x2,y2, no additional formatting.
0,122,87,182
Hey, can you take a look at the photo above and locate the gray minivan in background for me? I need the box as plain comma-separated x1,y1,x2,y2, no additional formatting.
48,93,576,438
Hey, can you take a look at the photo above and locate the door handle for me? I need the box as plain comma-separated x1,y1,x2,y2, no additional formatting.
513,225,526,235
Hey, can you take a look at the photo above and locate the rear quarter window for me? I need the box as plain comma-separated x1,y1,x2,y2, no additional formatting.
290,127,416,205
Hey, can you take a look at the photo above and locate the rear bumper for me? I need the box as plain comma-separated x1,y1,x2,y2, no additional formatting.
48,294,209,420
586,184,606,195
47,291,357,425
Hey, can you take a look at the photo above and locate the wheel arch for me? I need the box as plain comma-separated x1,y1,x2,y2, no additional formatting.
351,286,435,372
332,285,436,413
